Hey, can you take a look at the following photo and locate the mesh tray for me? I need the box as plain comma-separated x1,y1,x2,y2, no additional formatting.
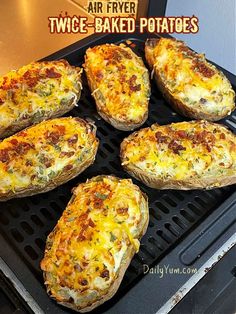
0,34,235,313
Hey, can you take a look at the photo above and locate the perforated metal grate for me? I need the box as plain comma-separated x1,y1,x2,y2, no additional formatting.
0,37,235,310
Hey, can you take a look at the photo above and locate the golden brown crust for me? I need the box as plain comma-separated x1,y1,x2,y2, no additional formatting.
145,38,235,121
122,164,236,190
84,44,150,131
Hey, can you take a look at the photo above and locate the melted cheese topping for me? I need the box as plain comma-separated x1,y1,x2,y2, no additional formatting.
41,176,148,310
152,38,235,116
121,121,236,182
0,117,98,195
0,60,82,131
84,44,150,123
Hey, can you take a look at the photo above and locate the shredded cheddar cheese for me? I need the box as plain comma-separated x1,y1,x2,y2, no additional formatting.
0,117,98,197
0,60,82,136
152,38,235,116
121,120,236,183
84,44,150,124
41,176,148,311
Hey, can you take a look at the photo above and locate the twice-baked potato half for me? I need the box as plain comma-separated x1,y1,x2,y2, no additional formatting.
41,175,149,312
121,120,236,190
145,38,235,121
0,117,98,201
0,60,82,138
84,44,151,131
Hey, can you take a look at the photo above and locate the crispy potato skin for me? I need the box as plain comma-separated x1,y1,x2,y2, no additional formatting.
41,175,149,312
0,117,98,201
120,120,236,190
0,60,82,138
84,44,150,131
145,38,235,121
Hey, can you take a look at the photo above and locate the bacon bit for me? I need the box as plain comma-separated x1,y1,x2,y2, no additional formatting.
77,214,95,242
44,158,52,168
220,133,226,140
0,149,10,163
180,45,195,58
206,144,212,152
2,77,7,86
22,69,41,88
54,125,66,135
77,234,86,241
45,67,61,78
82,261,88,267
79,213,88,221
93,198,103,209
130,84,141,92
0,98,4,105
26,160,33,166
192,60,215,78
176,130,188,138
95,70,103,81
9,139,18,146
88,218,95,227
106,50,122,65
31,174,36,180
155,132,169,144
45,130,60,144
100,269,110,279
80,279,88,286
60,151,74,158
219,162,225,166
68,134,78,145
120,49,132,59
117,64,126,71
1,77,19,90
168,140,186,154
117,207,128,215
191,130,216,152
64,164,73,171
18,131,27,137
128,75,141,92
15,142,34,154
120,74,126,83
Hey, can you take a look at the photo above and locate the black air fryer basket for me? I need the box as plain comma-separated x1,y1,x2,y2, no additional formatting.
0,29,236,314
